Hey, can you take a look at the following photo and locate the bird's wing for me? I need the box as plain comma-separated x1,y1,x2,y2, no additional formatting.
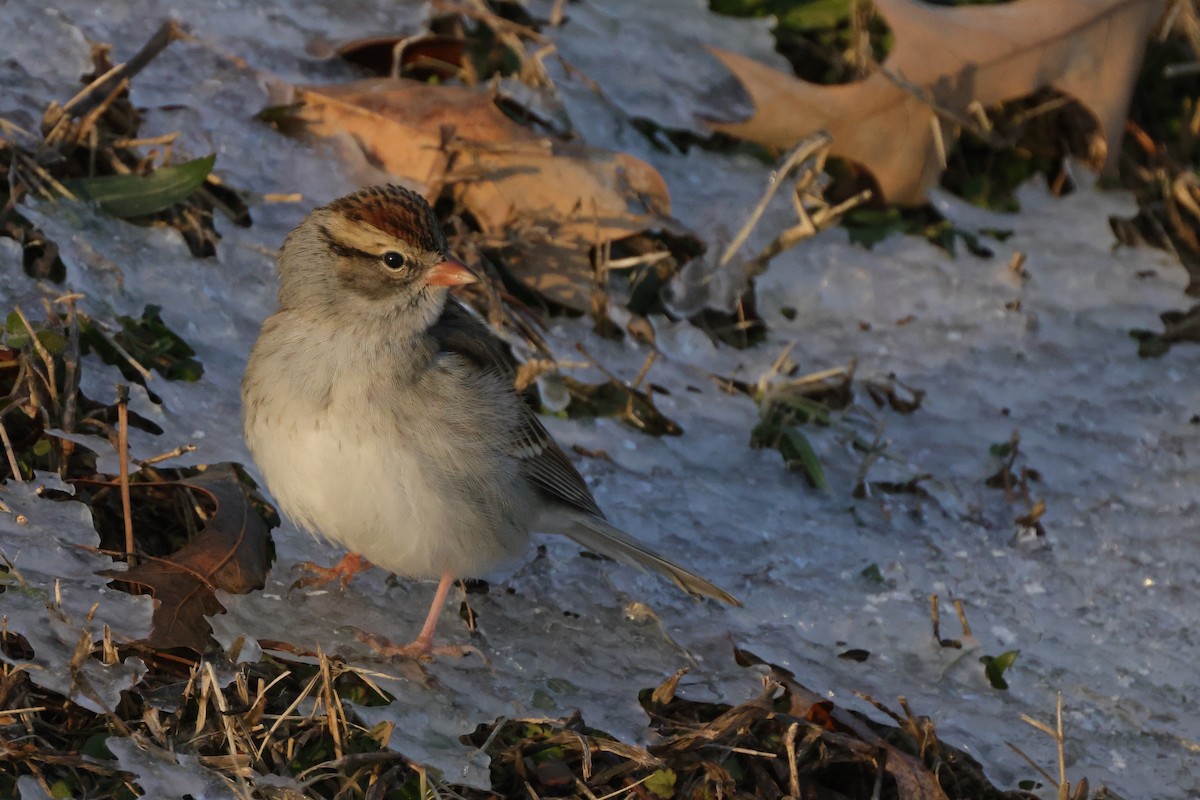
428,301,605,519
430,301,740,607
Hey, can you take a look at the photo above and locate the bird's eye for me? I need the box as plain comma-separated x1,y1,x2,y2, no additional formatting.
382,251,406,270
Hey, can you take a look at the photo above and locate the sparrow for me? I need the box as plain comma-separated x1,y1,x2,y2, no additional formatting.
242,184,738,659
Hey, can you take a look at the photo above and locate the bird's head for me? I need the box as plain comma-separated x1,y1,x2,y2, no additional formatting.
277,184,476,326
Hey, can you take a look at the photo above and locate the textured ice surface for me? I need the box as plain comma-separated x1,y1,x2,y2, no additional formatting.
2,1,1199,798
0,476,153,712
526,0,787,136
107,736,236,799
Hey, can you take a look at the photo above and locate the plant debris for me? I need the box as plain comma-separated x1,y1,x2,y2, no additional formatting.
0,639,1035,800
80,304,205,386
96,465,274,652
0,21,250,266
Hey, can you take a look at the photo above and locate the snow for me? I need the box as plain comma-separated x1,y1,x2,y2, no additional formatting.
1,0,1198,797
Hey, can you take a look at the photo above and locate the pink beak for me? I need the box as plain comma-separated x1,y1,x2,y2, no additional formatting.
425,257,478,287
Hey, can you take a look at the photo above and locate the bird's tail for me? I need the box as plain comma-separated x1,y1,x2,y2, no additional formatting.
548,511,741,607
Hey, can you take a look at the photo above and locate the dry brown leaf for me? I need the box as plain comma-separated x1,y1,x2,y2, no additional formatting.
286,78,671,245
101,464,273,652
503,239,595,310
710,0,1165,204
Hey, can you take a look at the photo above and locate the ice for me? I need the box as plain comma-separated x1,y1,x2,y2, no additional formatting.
2,0,1199,797
16,775,55,800
106,735,237,800
0,476,154,711
526,0,787,136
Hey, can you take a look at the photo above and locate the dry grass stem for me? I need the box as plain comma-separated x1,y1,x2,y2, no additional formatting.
92,323,155,382
114,386,135,566
930,113,948,168
136,444,199,466
0,421,22,481
952,598,972,638
720,131,832,269
14,306,57,409
58,21,186,124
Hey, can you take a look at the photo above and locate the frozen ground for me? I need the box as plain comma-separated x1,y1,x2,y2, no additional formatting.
2,1,1198,798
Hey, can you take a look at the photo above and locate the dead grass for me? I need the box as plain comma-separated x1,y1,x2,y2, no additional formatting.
1,630,1059,800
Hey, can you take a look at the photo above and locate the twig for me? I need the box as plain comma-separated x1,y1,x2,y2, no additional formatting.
878,65,1005,148
14,150,79,201
741,188,871,281
719,132,831,269
136,444,198,467
14,306,57,408
1016,692,1070,795
952,598,973,638
0,420,22,481
784,722,800,798
72,78,131,151
573,342,627,387
592,772,654,800
109,133,180,149
53,295,82,473
115,385,135,566
1005,741,1058,787
61,21,187,120
317,649,346,761
89,322,154,382
629,351,657,391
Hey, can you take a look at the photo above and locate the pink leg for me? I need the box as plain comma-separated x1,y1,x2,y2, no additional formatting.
357,572,479,661
410,572,455,653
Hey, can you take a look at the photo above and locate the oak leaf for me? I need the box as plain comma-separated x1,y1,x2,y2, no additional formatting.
278,79,671,308
101,464,273,652
709,0,1165,204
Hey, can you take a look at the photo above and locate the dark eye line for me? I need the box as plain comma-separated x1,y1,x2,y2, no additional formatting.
317,225,367,260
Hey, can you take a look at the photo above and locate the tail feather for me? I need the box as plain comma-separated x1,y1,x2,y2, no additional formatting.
551,512,741,607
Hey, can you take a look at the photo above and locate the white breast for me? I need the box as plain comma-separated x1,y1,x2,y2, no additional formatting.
243,317,531,579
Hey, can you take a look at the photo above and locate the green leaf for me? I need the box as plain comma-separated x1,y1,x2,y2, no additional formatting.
81,732,116,760
81,305,204,383
760,392,832,426
749,420,782,449
989,441,1013,458
561,377,682,436
778,0,851,30
531,688,556,710
844,208,909,248
777,427,828,489
645,768,677,800
5,311,29,348
36,329,67,355
64,154,216,218
751,422,828,489
980,649,1020,690
860,563,884,583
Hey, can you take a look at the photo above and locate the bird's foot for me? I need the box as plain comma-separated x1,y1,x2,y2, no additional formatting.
292,552,372,589
355,629,481,662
